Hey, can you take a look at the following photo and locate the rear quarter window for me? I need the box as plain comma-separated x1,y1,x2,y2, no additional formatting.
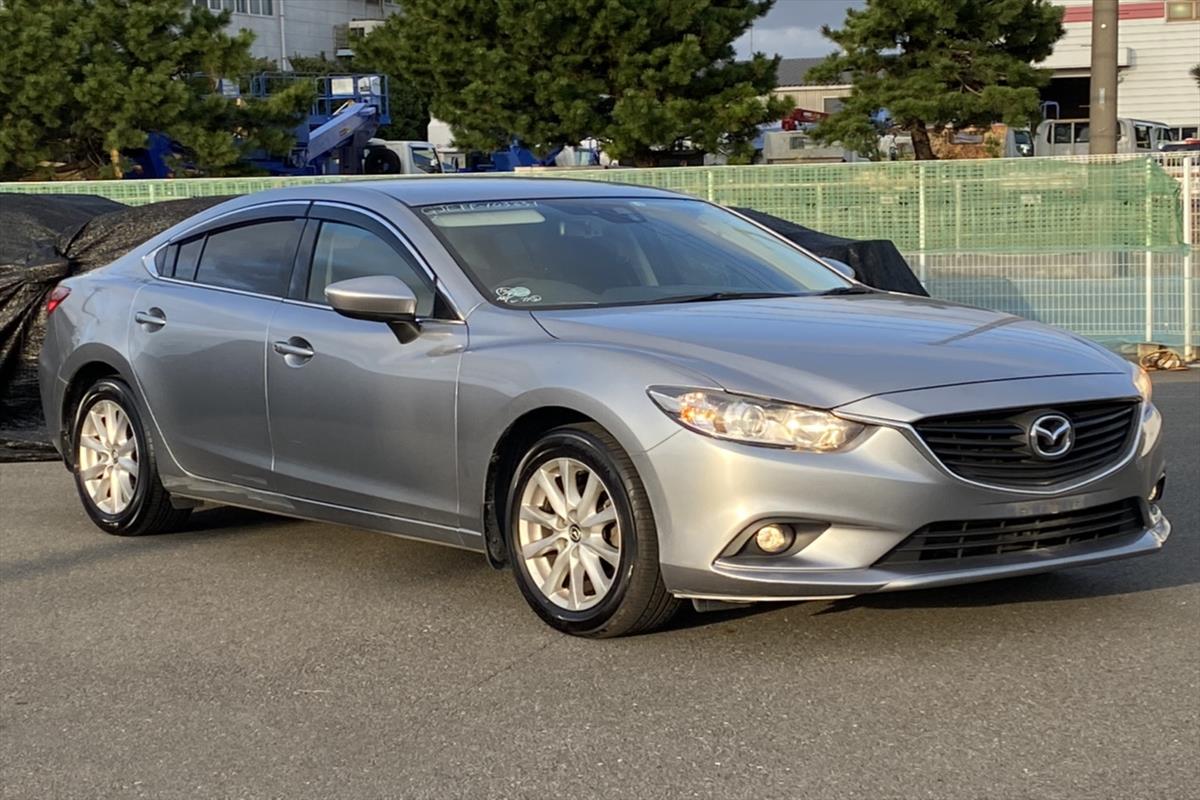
171,237,205,280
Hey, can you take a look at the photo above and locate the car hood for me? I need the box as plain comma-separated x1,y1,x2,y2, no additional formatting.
531,293,1126,409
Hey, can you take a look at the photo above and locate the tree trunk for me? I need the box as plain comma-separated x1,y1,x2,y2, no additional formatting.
909,123,937,160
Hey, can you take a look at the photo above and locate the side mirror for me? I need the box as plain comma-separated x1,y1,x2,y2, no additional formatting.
325,275,417,322
325,275,421,342
823,258,856,280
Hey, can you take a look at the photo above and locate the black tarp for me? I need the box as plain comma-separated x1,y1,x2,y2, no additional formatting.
0,194,230,460
733,207,928,296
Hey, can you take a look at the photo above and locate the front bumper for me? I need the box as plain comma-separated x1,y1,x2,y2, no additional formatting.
663,511,1169,602
634,384,1168,602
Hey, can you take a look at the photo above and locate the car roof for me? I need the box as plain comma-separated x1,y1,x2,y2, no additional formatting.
359,176,683,206
147,177,692,255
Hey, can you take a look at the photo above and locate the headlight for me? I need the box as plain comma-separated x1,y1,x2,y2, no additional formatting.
647,387,866,451
1132,365,1152,404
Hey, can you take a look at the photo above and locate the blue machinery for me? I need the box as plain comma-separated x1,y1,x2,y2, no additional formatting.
127,72,600,177
128,73,391,178
245,73,391,175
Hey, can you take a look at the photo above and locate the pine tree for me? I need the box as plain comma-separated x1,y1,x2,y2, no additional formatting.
357,0,789,164
0,0,311,178
809,0,1064,160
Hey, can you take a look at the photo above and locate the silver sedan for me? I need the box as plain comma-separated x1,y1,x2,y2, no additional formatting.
38,178,1170,636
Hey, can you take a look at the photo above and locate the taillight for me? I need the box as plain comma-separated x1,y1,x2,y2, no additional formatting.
46,285,71,315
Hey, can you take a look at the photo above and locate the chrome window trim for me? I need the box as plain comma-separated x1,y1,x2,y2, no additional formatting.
139,199,310,282
141,248,164,278
838,400,1145,496
139,199,465,320
280,297,466,326
146,267,288,303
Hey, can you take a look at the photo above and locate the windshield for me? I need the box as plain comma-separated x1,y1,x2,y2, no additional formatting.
410,145,442,174
419,198,848,308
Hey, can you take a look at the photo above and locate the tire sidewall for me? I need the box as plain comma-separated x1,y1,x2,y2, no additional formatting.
71,378,154,534
507,429,641,635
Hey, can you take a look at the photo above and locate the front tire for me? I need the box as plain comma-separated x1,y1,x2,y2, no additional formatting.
71,377,191,536
507,423,679,637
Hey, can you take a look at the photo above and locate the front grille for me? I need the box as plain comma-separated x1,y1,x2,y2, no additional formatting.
914,399,1138,489
876,498,1145,567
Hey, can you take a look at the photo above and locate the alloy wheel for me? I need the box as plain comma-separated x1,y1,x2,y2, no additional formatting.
77,399,139,515
517,457,622,611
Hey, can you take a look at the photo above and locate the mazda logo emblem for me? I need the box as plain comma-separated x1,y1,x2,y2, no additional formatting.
1029,413,1073,459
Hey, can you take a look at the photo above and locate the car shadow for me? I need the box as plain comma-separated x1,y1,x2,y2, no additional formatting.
179,504,284,533
663,601,799,632
0,506,287,584
658,555,1197,633
824,560,1198,613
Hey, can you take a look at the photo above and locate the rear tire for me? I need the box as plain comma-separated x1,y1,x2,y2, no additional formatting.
506,423,679,637
71,377,191,536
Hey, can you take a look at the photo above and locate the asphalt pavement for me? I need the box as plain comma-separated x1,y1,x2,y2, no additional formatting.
1,372,1197,799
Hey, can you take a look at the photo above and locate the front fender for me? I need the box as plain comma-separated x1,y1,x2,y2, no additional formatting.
455,339,717,534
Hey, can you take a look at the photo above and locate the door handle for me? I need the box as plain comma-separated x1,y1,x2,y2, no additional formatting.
273,338,315,363
134,309,167,329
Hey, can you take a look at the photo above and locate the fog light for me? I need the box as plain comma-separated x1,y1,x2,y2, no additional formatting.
1148,475,1165,503
754,524,795,554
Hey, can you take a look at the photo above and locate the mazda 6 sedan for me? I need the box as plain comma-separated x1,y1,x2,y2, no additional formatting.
38,178,1170,637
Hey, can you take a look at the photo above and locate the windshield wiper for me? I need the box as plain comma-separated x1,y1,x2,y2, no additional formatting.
641,291,801,305
813,286,876,296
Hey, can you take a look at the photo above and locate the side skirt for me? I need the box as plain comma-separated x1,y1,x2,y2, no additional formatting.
161,474,487,554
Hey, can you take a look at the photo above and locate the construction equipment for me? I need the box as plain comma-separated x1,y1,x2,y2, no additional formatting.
125,73,392,179
758,129,863,164
245,73,390,175
780,108,829,131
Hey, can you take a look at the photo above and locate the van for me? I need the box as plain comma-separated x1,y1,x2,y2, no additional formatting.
1034,118,1175,156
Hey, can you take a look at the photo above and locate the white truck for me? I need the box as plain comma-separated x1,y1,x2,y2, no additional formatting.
362,139,445,174
758,130,863,164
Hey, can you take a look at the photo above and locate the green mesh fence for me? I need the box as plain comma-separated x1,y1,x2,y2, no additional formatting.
0,155,1184,253
555,157,1185,253
0,173,397,207
0,155,1193,351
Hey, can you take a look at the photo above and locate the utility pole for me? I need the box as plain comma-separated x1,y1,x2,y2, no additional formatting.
1089,0,1118,154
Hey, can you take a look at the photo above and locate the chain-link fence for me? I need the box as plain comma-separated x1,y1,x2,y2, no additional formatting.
919,249,1195,349
0,173,407,206
1,154,1195,355
569,154,1186,253
561,155,1196,355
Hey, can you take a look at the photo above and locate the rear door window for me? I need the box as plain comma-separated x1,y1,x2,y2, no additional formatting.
1051,123,1070,144
193,220,303,295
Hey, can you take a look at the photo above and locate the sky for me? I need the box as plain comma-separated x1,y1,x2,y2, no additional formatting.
733,0,863,60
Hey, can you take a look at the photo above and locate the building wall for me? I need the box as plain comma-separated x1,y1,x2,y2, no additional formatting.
771,85,852,113
1045,0,1200,127
195,0,400,66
